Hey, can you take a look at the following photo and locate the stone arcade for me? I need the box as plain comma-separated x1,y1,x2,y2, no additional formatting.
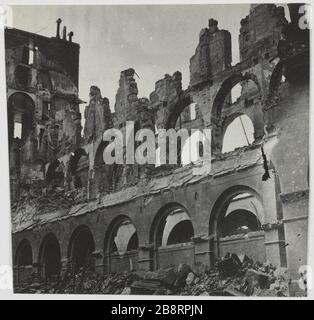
6,4,309,296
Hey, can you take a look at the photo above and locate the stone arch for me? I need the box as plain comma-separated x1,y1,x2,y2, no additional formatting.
14,239,33,284
149,202,195,270
266,61,285,109
165,95,192,130
15,238,33,266
46,159,65,187
68,148,89,189
157,95,193,166
221,209,262,237
7,92,35,142
209,185,266,263
68,225,95,273
38,233,61,279
211,72,261,153
209,185,264,235
103,215,139,273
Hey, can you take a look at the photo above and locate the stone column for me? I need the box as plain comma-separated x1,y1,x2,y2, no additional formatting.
92,250,104,275
137,244,153,271
192,235,213,267
261,170,287,267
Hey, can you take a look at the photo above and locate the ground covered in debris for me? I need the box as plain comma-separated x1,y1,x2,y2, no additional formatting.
15,254,296,296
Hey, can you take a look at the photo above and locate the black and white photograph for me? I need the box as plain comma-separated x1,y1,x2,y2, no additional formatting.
0,1,311,301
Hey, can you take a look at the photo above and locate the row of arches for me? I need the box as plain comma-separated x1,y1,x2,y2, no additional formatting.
164,65,284,158
14,188,266,282
42,64,286,189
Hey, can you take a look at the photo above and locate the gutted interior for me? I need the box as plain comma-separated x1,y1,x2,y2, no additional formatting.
7,4,309,296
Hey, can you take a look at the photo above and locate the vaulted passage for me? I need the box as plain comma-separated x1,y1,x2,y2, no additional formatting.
210,189,266,263
14,239,33,283
151,205,195,269
39,233,61,279
104,217,139,273
69,225,95,272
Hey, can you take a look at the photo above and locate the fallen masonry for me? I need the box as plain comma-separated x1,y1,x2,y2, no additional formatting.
14,253,297,297
7,4,309,297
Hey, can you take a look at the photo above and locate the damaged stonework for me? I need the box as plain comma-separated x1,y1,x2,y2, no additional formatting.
7,4,309,296
84,86,113,143
189,19,232,87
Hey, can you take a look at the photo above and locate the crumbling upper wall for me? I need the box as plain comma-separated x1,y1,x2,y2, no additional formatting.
114,68,139,127
83,86,113,143
189,19,232,87
239,4,287,62
5,26,83,201
149,71,183,130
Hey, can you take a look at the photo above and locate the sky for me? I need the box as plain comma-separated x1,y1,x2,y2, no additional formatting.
10,4,289,153
10,4,256,108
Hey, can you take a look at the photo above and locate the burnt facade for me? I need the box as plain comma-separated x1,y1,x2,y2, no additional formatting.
7,4,309,296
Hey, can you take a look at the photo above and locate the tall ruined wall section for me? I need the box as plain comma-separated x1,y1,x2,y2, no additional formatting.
189,19,231,87
5,26,81,201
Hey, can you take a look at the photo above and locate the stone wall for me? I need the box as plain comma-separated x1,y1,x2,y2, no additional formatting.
8,4,310,296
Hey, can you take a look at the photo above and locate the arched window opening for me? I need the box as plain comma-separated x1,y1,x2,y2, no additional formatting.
46,160,64,187
151,204,195,270
127,232,139,251
15,239,32,267
222,114,254,153
15,65,30,88
109,219,139,255
39,234,61,279
21,46,29,64
212,189,266,263
221,210,262,237
8,92,34,142
211,74,260,154
156,207,194,247
167,220,194,245
69,226,95,273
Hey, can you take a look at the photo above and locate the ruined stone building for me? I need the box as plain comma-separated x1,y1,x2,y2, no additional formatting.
6,4,309,295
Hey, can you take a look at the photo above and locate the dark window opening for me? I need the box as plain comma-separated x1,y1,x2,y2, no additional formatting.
221,210,262,237
109,219,139,255
155,208,194,247
21,46,29,65
127,232,139,251
15,65,30,88
40,234,61,279
71,227,95,273
46,160,64,188
15,240,32,267
167,220,194,245
8,92,34,143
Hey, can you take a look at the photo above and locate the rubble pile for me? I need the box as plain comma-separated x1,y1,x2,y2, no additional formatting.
14,254,291,296
180,254,290,296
